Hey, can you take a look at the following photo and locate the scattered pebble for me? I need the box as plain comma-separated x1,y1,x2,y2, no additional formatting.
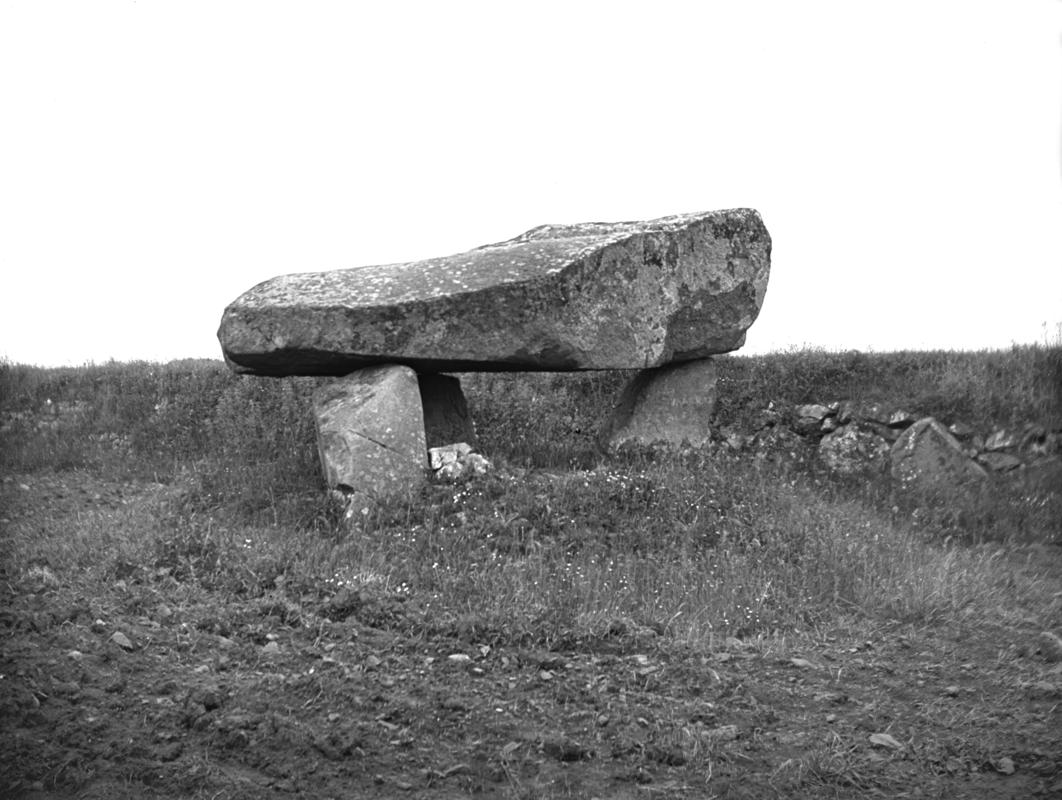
110,631,134,651
197,689,221,710
994,756,1016,775
705,724,740,742
542,737,592,762
51,679,80,696
1038,631,1062,663
869,732,903,750
1026,680,1060,699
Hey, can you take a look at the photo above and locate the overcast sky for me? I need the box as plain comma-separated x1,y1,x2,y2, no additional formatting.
2,1,1060,367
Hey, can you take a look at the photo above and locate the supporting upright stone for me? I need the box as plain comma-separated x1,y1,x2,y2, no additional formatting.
313,364,428,500
418,373,476,449
599,358,718,451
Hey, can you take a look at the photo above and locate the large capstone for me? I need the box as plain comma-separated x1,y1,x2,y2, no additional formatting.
218,209,771,376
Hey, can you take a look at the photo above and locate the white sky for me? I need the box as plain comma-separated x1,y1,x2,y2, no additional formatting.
2,1,1060,366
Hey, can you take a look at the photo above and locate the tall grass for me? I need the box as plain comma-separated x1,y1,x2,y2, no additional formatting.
1,343,1059,645
713,343,1062,432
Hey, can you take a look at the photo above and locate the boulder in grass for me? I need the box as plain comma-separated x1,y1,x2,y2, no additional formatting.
218,209,771,376
313,365,428,500
891,417,988,491
818,425,890,475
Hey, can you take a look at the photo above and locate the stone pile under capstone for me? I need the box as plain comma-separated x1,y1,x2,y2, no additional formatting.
217,208,772,502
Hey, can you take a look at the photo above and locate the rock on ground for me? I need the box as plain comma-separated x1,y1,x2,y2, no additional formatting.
313,365,427,500
218,209,771,375
819,425,891,475
891,417,988,491
429,443,491,482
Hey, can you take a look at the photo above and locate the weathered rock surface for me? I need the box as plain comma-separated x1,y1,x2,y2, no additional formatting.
218,209,771,376
1039,631,1062,663
890,417,988,490
837,401,890,427
794,404,832,435
977,451,1023,472
818,425,890,475
428,443,491,482
600,358,718,450
429,442,473,470
313,365,427,499
984,429,1018,452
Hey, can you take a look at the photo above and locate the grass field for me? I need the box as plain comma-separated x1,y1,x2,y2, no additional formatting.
1,344,1060,798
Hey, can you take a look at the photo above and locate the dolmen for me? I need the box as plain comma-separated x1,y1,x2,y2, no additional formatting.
218,208,772,502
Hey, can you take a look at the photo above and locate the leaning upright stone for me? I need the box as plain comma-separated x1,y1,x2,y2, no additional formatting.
600,358,719,450
218,209,771,376
418,373,476,449
313,365,428,500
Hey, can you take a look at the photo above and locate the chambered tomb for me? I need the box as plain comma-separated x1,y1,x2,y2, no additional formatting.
218,208,772,501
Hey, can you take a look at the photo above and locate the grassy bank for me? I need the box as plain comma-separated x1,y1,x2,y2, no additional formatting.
2,345,1059,647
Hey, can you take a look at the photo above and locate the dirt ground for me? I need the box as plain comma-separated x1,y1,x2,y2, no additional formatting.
2,472,1061,800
